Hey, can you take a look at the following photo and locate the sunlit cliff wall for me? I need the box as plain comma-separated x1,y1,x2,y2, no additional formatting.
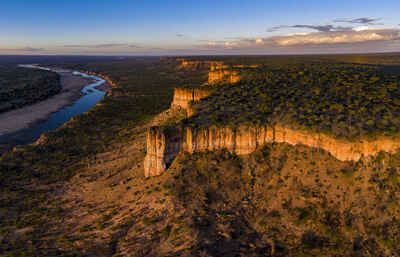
144,124,400,177
177,60,224,70
183,125,400,160
171,88,212,111
144,126,183,177
207,63,259,84
208,70,240,84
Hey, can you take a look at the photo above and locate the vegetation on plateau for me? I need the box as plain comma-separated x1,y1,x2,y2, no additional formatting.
187,63,400,139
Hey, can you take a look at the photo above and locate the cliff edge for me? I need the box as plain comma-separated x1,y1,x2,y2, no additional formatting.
145,124,400,177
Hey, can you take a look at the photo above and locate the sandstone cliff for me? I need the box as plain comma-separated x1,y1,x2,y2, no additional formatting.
184,124,400,160
171,88,212,111
233,64,260,69
207,63,260,84
177,60,224,70
144,126,183,177
208,69,240,84
144,124,400,177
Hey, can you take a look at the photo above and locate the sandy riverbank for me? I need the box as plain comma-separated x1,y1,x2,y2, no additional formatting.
0,70,108,136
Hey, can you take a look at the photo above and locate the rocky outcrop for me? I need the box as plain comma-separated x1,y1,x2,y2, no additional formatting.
207,63,260,84
177,60,224,70
144,126,183,177
209,63,260,71
233,64,260,69
210,63,230,71
171,88,212,111
208,69,240,84
184,125,400,160
176,59,259,72
144,124,400,177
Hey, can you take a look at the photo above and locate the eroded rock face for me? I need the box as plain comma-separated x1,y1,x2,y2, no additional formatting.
171,88,211,112
207,63,260,84
144,126,183,177
177,60,224,70
185,125,400,161
208,70,240,84
145,124,400,177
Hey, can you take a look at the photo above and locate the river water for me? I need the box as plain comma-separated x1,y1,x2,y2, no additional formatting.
0,66,107,151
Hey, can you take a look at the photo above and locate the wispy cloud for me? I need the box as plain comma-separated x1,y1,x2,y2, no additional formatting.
0,47,44,52
333,17,382,25
198,40,227,43
268,17,383,33
63,43,142,48
268,24,352,33
63,43,125,48
196,28,400,54
127,44,143,48
272,29,399,46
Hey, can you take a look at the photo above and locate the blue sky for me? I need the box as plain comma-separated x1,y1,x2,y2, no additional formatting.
1,0,400,55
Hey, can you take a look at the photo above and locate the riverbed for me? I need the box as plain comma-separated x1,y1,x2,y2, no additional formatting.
0,65,109,153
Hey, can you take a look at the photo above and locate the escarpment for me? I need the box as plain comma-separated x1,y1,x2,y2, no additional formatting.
144,126,183,177
175,59,260,84
177,59,224,70
171,88,212,111
208,69,240,84
208,62,240,84
207,63,259,84
145,124,400,177
145,81,400,177
144,61,400,177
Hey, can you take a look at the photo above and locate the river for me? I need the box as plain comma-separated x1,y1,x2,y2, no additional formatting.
0,65,107,152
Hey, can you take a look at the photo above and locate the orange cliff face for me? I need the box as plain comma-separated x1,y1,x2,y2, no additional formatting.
207,63,258,84
208,69,240,84
171,88,211,113
144,124,400,177
233,64,260,69
177,60,224,70
184,125,400,160
144,126,183,177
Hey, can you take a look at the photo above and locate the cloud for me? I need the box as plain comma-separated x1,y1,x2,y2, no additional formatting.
268,24,352,33
268,17,383,33
263,18,397,49
194,28,400,55
176,33,185,37
0,47,44,52
63,43,125,48
333,17,382,25
272,29,400,46
198,40,227,43
127,44,143,48
255,38,264,44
